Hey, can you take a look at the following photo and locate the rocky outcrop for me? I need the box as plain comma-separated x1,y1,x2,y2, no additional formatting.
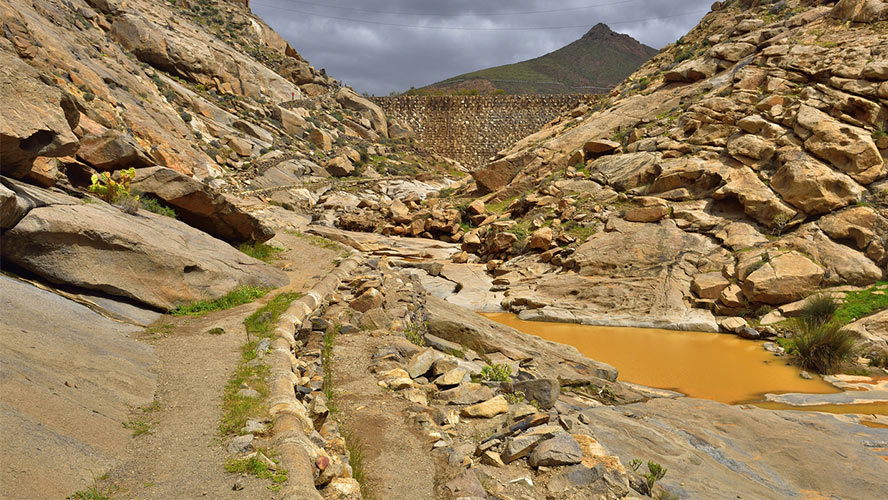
0,52,78,177
0,184,287,310
131,167,274,242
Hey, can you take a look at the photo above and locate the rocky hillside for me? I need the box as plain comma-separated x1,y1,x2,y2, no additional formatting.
411,23,658,95
333,0,888,353
0,0,463,306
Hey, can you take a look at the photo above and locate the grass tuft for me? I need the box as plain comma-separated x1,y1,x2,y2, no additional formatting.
224,453,287,489
237,242,284,263
799,294,839,328
172,286,269,316
791,320,857,374
342,426,372,499
123,419,151,436
219,291,301,435
68,474,115,500
322,325,339,413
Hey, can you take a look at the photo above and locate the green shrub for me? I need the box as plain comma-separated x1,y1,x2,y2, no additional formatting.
791,320,857,374
645,461,667,496
140,197,177,218
799,294,839,328
480,363,512,382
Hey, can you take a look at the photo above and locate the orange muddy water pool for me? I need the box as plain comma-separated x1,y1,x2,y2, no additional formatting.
482,312,839,404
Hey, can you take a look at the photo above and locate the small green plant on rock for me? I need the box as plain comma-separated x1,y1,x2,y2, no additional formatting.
504,392,525,404
480,363,512,382
89,167,138,204
404,320,427,347
68,473,115,500
644,461,668,496
123,419,151,436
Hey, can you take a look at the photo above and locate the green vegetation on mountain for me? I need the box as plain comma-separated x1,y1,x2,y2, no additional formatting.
410,23,658,95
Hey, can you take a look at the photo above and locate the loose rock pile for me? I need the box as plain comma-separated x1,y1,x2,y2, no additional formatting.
285,257,674,499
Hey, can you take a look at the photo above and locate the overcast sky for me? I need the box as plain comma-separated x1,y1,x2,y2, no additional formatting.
250,0,714,95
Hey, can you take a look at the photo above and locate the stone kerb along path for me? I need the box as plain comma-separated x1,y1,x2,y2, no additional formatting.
372,95,599,168
268,254,362,500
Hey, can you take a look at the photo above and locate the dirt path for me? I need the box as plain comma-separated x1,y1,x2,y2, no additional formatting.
106,232,341,499
332,332,440,500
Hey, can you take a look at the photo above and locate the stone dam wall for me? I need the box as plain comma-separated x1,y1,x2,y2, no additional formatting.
372,95,598,168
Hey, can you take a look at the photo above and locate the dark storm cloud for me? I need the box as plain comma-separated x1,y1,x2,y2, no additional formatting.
250,0,714,95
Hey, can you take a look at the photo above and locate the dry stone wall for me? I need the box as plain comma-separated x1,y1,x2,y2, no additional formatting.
372,95,598,168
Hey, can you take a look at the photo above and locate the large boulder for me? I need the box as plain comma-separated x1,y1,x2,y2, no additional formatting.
335,88,387,137
712,165,797,228
770,153,863,214
795,105,883,184
829,0,888,22
587,152,660,191
77,131,155,171
0,53,79,177
0,188,287,310
740,251,823,304
842,308,888,353
0,276,156,499
818,206,888,264
130,167,274,242
779,225,884,286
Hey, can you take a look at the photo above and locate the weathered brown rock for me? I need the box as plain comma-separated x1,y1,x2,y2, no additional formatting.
131,167,274,242
324,156,355,177
770,154,863,215
529,227,554,250
587,152,660,191
818,206,887,261
0,53,79,177
795,105,883,184
692,272,730,299
664,58,718,82
582,138,620,155
709,42,756,62
830,0,888,22
741,252,823,305
335,88,387,137
349,288,384,313
0,189,287,310
77,131,155,171
309,129,332,151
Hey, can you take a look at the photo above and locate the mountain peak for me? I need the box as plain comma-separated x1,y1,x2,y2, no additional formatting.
582,23,615,39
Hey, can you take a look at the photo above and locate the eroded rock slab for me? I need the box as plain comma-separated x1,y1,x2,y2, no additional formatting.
585,398,888,500
1,187,287,310
0,275,156,500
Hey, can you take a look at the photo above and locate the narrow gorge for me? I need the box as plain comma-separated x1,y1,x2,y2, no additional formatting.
1,1,887,500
